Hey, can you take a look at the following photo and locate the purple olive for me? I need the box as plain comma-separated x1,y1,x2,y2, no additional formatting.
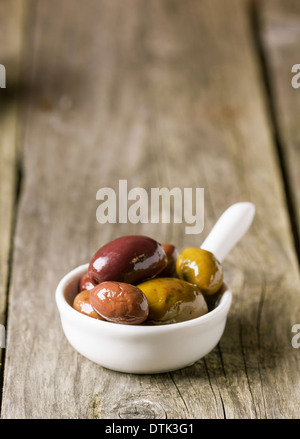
89,281,149,325
79,273,97,291
88,235,168,285
157,244,179,277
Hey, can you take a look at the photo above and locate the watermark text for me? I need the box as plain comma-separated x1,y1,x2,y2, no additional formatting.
0,324,5,348
291,324,300,348
291,64,300,89
0,64,6,88
96,180,204,235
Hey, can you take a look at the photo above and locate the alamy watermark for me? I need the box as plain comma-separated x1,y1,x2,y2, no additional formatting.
291,64,300,89
0,64,6,88
0,324,5,348
96,180,204,235
291,324,300,348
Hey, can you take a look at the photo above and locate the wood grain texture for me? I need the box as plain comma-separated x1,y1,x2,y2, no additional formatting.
258,0,300,250
1,0,300,419
0,0,24,376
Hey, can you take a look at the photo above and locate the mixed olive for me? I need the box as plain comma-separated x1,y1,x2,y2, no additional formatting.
72,235,224,325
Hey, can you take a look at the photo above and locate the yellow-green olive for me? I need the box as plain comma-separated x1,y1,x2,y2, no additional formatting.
137,277,208,325
176,248,223,295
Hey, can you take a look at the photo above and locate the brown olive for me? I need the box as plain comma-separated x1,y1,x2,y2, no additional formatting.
89,281,149,325
79,273,97,291
88,235,168,285
157,244,179,277
176,248,223,295
73,290,104,320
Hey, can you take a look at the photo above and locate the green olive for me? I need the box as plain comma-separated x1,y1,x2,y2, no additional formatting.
176,248,223,295
137,277,208,325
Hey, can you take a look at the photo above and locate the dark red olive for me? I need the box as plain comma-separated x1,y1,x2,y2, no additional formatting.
79,273,97,291
89,281,149,325
157,244,179,277
88,235,168,285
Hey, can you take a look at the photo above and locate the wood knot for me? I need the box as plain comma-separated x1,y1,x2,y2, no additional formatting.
118,399,167,419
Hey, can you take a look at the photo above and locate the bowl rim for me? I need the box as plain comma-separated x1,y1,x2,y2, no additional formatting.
55,263,232,334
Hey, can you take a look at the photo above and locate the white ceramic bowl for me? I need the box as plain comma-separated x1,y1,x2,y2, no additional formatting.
55,263,232,374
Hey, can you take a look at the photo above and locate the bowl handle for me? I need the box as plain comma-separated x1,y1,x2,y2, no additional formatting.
200,202,255,262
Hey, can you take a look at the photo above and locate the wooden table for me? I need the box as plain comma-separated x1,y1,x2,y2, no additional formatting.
0,0,300,419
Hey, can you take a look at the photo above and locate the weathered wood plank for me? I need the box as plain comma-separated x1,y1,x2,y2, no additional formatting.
0,0,25,382
257,0,300,254
1,0,300,419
